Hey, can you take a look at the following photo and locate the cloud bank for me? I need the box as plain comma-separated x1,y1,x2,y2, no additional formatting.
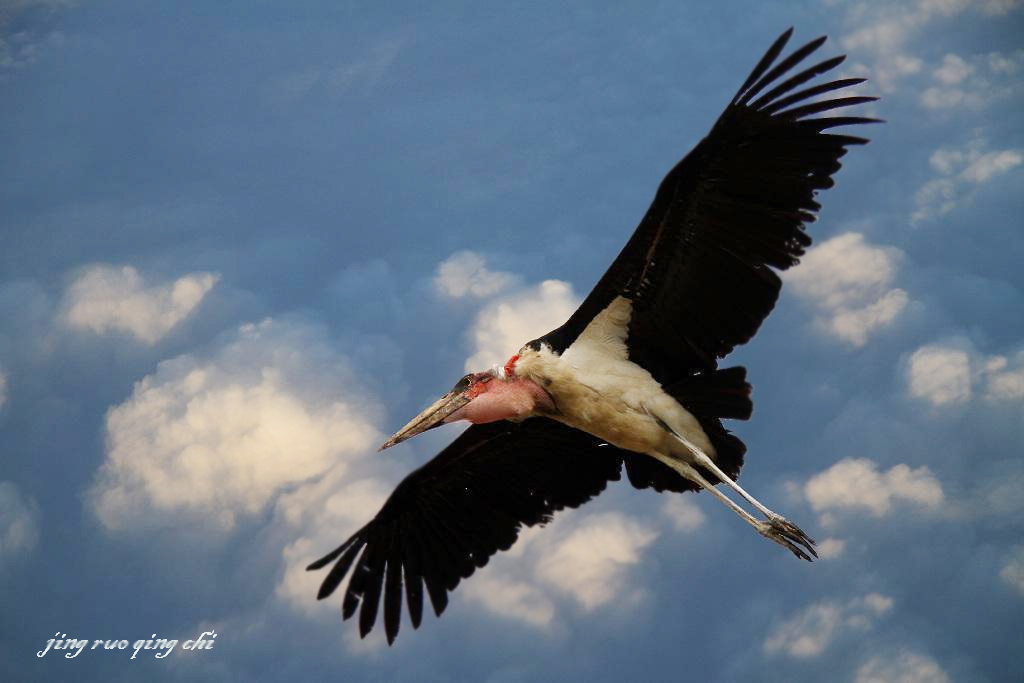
0,481,39,571
803,458,944,521
855,650,951,683
906,341,1024,406
62,264,219,345
764,592,893,658
433,251,520,300
786,233,908,347
91,318,381,531
913,138,1022,224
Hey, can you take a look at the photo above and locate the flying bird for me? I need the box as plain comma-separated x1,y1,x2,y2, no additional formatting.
308,28,877,644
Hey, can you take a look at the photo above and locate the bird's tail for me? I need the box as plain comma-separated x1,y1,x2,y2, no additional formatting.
623,367,752,492
665,366,751,484
665,366,753,421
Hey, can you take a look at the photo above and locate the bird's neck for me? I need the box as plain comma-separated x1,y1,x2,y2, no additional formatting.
456,376,555,424
510,344,557,378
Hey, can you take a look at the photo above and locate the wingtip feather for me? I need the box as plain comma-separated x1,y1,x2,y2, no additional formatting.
731,27,794,105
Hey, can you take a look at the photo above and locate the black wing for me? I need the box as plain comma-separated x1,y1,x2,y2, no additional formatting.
307,418,628,644
536,29,878,385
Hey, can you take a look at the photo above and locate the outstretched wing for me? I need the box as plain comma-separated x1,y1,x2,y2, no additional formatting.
307,418,627,644
536,28,878,385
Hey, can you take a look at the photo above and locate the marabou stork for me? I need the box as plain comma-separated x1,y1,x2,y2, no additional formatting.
308,28,878,644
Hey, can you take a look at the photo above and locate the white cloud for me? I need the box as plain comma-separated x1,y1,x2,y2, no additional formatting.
90,318,382,531
816,537,847,560
267,39,401,102
912,179,957,223
960,149,1024,183
463,573,556,629
855,650,952,683
913,138,1022,224
433,250,581,370
767,602,846,657
927,148,964,176
464,511,659,629
0,365,7,409
839,5,930,94
0,1,69,77
661,496,706,533
786,233,908,347
920,50,1024,110
906,342,1024,407
976,0,1023,15
326,39,401,94
436,250,582,372
984,353,1024,401
933,54,973,85
433,251,519,300
841,1,1021,99
920,85,977,111
0,0,77,15
535,512,659,610
988,50,1024,74
843,25,922,94
999,546,1024,596
0,29,62,73
0,481,39,570
270,68,321,101
907,345,972,406
804,458,944,521
763,593,893,658
921,53,978,109
827,290,909,347
62,264,219,345
464,278,580,371
842,14,911,57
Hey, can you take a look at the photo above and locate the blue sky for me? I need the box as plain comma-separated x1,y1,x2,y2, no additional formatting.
2,1,1023,681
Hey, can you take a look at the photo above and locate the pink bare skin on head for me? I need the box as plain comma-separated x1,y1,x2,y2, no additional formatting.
449,376,554,424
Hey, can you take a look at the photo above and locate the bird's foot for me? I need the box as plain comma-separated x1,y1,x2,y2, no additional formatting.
757,514,817,562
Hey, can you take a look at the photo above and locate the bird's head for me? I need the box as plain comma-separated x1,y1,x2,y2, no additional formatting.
379,353,554,450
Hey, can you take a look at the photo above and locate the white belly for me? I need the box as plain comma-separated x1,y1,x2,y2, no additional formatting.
544,352,715,458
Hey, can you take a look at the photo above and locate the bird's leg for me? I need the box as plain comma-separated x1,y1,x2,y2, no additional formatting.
674,431,791,516
643,408,816,560
649,453,816,561
691,447,816,560
651,454,760,526
672,433,816,560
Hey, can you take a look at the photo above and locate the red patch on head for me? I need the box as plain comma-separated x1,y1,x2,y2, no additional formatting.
503,354,519,377
466,373,493,397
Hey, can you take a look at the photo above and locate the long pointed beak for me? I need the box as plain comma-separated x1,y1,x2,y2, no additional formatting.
379,389,471,451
